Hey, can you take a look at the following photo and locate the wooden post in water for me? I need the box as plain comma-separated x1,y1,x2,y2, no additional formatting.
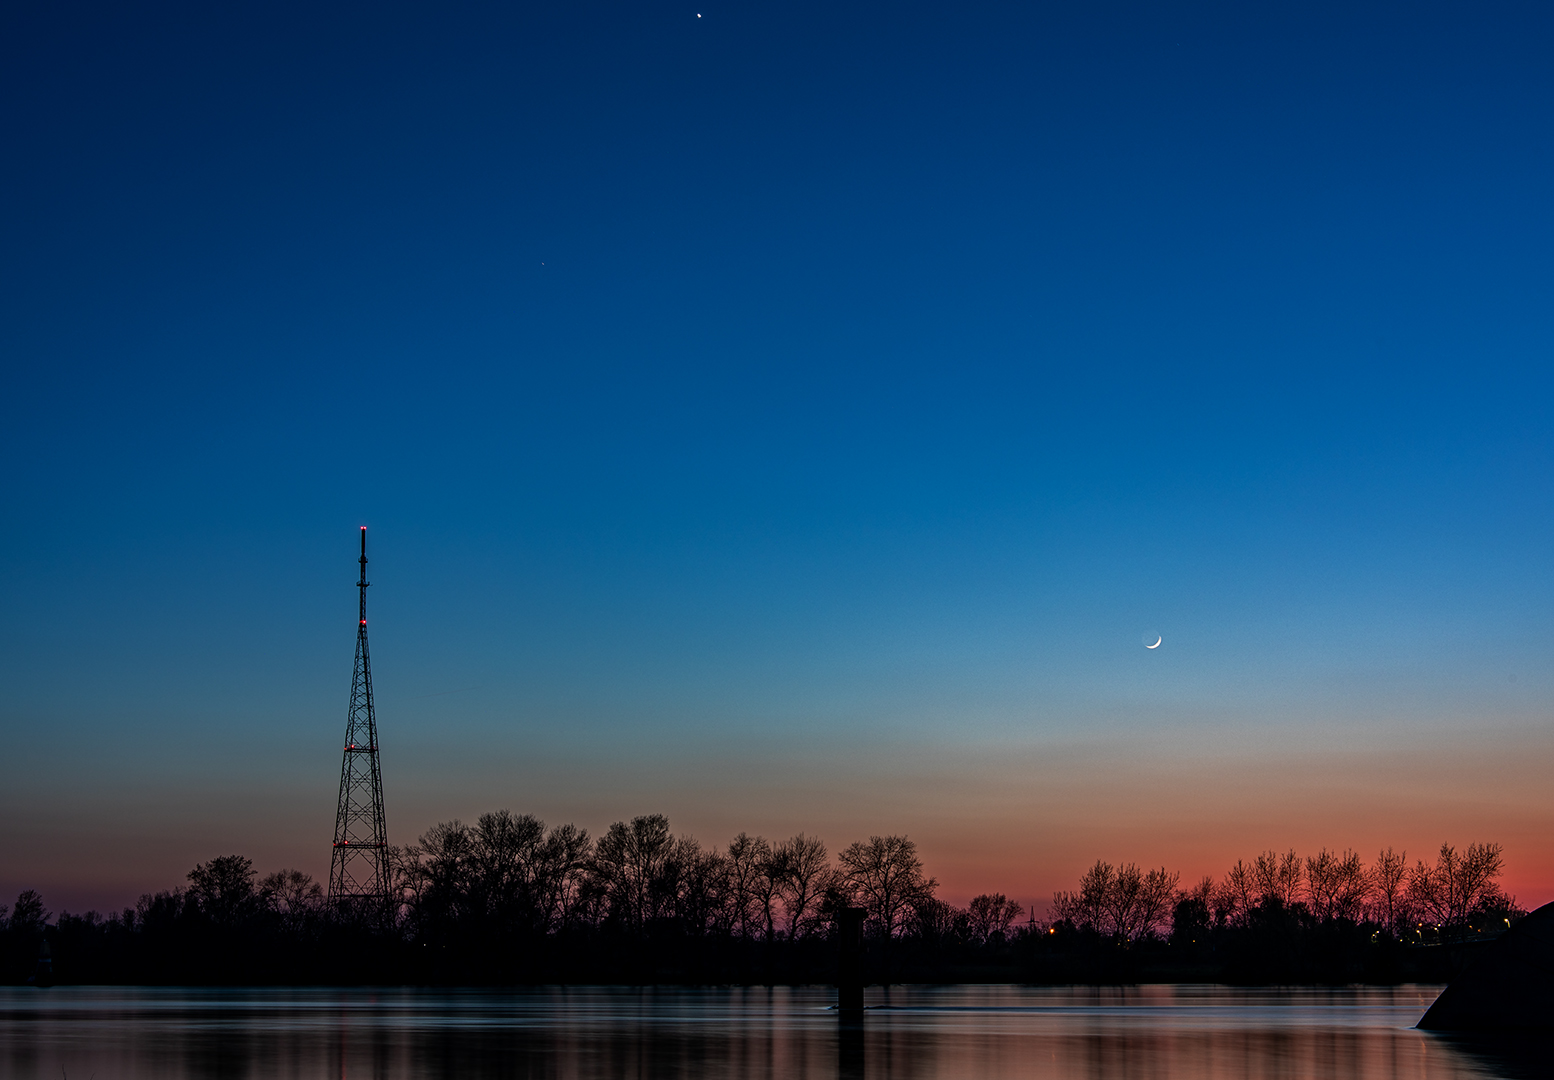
837,906,866,1018
837,905,866,1079
28,939,53,988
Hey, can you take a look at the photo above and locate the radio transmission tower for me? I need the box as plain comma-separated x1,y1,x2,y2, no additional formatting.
328,526,391,917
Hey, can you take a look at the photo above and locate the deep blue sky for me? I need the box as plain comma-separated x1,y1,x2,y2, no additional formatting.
4,0,1554,911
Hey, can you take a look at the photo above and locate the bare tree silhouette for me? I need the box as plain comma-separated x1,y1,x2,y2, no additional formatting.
773,834,833,940
837,835,937,939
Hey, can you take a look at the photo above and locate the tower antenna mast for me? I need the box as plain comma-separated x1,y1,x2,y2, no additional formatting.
328,526,390,918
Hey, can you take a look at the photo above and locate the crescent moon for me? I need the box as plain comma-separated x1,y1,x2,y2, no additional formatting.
1145,636,1162,649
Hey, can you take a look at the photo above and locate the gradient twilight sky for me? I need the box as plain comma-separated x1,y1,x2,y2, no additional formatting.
3,0,1554,915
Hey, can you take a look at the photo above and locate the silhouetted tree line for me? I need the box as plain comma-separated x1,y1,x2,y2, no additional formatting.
0,814,1523,986
1045,842,1522,982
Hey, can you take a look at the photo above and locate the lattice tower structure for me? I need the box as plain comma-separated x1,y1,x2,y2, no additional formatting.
328,526,391,917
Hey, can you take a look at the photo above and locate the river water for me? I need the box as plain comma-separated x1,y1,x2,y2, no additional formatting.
0,984,1531,1079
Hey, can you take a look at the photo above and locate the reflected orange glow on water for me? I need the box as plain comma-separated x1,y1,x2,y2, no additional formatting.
0,984,1515,1080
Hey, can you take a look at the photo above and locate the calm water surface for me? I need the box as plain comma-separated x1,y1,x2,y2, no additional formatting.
0,984,1527,1080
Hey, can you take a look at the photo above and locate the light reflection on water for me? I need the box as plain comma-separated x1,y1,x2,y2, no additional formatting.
0,983,1510,1080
